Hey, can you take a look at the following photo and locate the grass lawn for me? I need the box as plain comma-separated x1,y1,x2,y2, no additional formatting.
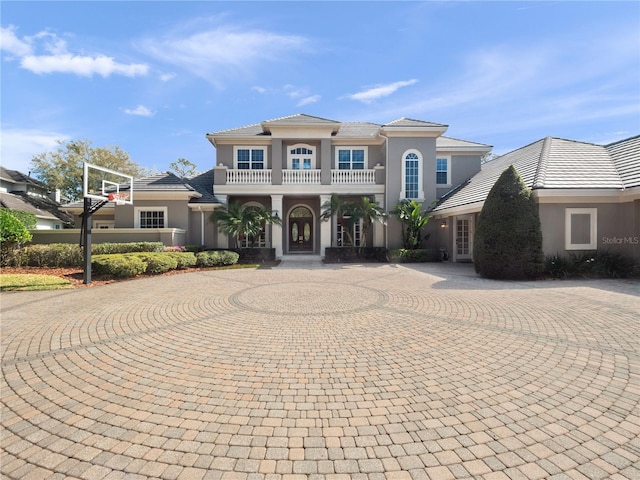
0,273,73,291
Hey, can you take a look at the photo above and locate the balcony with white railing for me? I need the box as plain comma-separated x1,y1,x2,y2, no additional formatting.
226,169,272,184
282,169,321,184
331,169,377,185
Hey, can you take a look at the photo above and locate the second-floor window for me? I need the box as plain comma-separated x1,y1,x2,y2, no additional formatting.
235,147,266,170
337,148,366,170
289,145,315,170
400,149,424,200
436,157,450,185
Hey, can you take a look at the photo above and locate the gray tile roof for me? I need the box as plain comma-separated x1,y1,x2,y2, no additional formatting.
187,169,220,204
207,114,451,138
607,135,640,188
0,166,49,190
131,172,198,192
437,136,493,150
434,135,639,212
384,118,448,128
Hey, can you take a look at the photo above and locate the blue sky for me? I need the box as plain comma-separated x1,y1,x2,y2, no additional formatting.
2,1,639,175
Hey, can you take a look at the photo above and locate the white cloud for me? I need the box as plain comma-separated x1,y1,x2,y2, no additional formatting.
22,54,148,77
252,86,267,94
159,72,176,82
0,128,69,171
346,79,418,104
2,26,148,77
297,95,321,107
0,25,33,57
138,23,309,87
124,105,155,117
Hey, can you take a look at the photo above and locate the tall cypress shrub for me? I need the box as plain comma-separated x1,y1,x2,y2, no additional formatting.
474,165,543,279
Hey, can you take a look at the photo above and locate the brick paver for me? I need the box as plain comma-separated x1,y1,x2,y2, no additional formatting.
1,262,639,479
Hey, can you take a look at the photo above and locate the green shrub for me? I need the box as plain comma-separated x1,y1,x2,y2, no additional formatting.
474,165,543,280
1,209,33,265
92,254,147,277
134,253,179,274
196,250,240,267
5,209,37,230
545,250,640,279
165,252,197,269
4,243,83,268
92,242,163,255
389,248,440,263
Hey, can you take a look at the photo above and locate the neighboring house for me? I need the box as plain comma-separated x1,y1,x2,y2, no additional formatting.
0,166,73,229
431,135,640,261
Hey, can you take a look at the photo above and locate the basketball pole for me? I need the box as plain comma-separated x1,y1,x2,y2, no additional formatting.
82,197,92,284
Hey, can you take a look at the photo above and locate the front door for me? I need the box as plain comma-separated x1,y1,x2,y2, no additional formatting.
289,206,313,252
455,216,473,261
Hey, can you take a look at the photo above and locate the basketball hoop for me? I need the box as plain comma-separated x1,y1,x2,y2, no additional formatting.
108,193,129,205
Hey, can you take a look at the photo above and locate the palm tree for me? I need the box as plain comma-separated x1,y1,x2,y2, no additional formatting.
391,199,432,250
210,202,281,248
321,194,387,253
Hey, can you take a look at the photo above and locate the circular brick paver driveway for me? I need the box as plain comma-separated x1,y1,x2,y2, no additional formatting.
1,262,639,480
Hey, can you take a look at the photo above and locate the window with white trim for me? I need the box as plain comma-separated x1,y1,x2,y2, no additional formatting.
288,144,315,170
565,208,597,250
336,147,366,170
234,147,266,170
135,207,167,229
337,221,362,247
239,203,267,247
436,157,450,186
401,149,424,200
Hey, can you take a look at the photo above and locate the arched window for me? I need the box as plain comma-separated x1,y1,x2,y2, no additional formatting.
239,202,267,248
401,149,424,200
288,144,316,170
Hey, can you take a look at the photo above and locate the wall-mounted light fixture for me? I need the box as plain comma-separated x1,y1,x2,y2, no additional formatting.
440,220,447,229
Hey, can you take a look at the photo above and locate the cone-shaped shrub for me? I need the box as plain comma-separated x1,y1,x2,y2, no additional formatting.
474,165,543,279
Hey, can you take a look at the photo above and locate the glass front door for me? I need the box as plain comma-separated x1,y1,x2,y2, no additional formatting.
289,206,313,252
455,216,473,261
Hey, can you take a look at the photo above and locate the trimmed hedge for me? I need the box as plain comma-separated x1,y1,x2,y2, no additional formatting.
196,250,240,267
230,248,276,263
389,248,441,263
92,254,147,277
92,242,164,254
324,247,388,263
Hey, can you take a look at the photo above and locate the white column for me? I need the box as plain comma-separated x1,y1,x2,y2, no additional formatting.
320,194,332,257
271,194,283,258
215,196,229,248
373,194,385,247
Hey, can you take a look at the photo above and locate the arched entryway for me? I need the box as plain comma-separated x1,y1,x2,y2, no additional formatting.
288,206,314,252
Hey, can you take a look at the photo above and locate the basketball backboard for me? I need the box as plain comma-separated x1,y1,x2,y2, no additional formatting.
83,162,134,205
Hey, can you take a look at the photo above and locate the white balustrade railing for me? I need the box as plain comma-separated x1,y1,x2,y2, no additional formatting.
225,168,377,185
282,169,321,184
226,169,272,184
331,169,376,184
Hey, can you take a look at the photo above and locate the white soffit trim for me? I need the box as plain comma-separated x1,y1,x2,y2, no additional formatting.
433,201,484,217
533,188,639,203
134,192,202,200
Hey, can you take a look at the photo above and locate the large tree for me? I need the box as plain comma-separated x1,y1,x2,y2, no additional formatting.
169,157,198,179
473,165,543,279
30,139,148,201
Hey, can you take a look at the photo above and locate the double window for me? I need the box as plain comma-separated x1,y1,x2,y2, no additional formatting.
289,145,315,170
135,207,167,229
235,147,266,170
337,148,366,170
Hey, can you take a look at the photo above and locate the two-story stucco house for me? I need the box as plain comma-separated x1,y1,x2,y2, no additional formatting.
206,114,491,257
50,113,638,263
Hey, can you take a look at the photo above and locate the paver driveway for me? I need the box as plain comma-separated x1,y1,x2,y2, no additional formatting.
1,262,639,480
